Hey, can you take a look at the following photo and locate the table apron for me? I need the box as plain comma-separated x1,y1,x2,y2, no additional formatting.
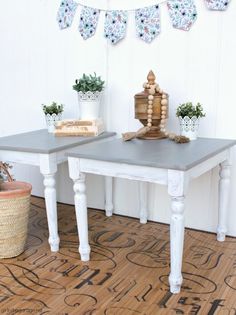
79,158,168,184
0,150,67,167
0,136,117,167
187,149,230,180
0,150,39,166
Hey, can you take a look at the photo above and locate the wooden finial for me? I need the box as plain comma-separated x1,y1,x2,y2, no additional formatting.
147,70,156,85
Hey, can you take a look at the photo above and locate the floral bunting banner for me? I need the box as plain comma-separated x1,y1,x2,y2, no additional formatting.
135,5,161,43
79,6,100,39
104,11,128,44
205,0,231,10
57,0,232,44
167,0,197,31
57,0,78,30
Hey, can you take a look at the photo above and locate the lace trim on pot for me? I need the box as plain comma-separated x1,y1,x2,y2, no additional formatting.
77,91,102,101
45,113,62,126
179,116,200,132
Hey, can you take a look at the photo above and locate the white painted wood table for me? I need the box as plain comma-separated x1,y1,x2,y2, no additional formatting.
0,129,116,252
67,137,236,294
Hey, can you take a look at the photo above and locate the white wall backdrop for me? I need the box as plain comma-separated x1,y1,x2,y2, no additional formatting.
1,0,236,235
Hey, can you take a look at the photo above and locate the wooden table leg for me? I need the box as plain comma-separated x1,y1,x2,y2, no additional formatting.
40,154,60,252
105,176,113,217
168,170,187,294
217,159,231,242
68,157,91,261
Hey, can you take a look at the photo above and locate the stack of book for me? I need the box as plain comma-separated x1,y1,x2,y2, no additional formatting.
54,118,105,137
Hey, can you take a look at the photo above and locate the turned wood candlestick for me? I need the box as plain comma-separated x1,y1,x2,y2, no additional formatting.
134,71,169,140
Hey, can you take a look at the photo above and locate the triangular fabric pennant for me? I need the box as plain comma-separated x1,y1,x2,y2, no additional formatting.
135,5,161,43
204,0,231,10
57,0,78,30
79,6,100,39
104,11,128,44
167,0,197,31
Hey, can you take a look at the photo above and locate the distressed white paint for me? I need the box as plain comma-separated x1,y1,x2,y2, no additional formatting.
139,182,148,224
169,196,185,294
104,176,113,217
1,1,236,234
39,154,59,251
217,158,231,241
68,157,91,261
67,148,232,293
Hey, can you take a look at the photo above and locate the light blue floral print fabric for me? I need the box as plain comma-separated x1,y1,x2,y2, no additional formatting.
104,10,128,44
57,0,78,30
79,6,100,39
135,5,160,43
205,0,231,10
167,0,197,31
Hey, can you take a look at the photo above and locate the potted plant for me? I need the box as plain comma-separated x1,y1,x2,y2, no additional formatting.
73,73,105,119
176,102,205,140
42,102,64,133
0,162,32,258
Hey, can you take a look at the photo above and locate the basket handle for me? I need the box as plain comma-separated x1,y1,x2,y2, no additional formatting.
0,162,14,182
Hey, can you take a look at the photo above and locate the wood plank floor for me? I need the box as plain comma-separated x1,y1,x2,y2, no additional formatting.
0,196,236,314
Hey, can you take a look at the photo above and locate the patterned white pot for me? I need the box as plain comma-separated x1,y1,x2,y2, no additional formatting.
45,113,62,133
78,91,102,119
179,116,200,140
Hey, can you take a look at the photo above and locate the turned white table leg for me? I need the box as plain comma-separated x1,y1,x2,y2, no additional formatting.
68,157,90,261
217,159,231,242
105,176,113,217
168,170,187,294
169,196,185,293
40,154,60,252
139,181,148,224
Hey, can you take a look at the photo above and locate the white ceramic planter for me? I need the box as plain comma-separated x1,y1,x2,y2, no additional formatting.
78,91,102,120
45,113,62,133
179,116,200,140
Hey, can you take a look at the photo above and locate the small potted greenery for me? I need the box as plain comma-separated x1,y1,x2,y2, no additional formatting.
42,102,64,133
73,73,105,119
176,102,205,140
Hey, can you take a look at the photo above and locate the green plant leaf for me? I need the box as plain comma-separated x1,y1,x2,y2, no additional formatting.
42,102,64,115
72,73,105,92
176,102,205,118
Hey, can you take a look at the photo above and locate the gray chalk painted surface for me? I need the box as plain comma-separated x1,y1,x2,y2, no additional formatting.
67,138,236,171
0,129,116,154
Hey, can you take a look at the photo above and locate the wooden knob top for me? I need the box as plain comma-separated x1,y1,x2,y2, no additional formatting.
147,70,156,85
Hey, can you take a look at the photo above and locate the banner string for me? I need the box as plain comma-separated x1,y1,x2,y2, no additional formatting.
74,0,167,12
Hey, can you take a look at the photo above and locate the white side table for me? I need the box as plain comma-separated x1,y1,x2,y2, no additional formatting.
0,129,116,252
67,137,236,294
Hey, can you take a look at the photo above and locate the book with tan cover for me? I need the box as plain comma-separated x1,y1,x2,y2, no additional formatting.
55,118,103,128
54,119,105,137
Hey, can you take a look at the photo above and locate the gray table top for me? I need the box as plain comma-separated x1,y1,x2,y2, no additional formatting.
0,129,116,154
67,137,236,171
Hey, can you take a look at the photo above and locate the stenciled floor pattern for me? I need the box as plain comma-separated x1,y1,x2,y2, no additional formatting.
0,196,236,314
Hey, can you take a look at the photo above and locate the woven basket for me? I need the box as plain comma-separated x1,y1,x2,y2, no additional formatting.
0,181,32,258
